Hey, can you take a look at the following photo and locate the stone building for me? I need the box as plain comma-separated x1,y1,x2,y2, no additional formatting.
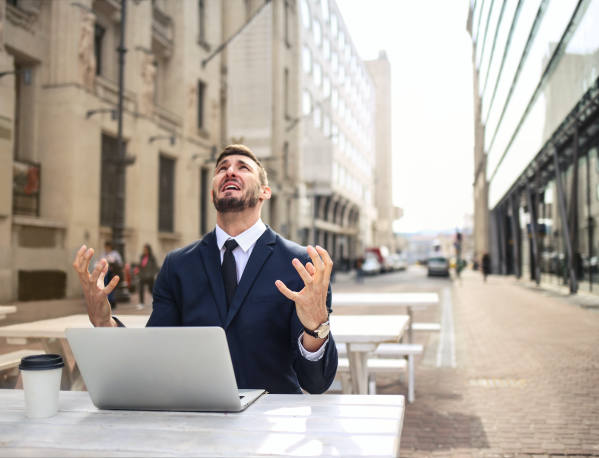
0,0,395,302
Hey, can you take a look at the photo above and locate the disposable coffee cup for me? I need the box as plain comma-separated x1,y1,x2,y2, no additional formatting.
19,354,64,418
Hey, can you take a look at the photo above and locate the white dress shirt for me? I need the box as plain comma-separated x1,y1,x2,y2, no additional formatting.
215,220,328,360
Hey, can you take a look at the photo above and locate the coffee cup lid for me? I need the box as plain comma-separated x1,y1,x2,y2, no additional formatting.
19,354,64,371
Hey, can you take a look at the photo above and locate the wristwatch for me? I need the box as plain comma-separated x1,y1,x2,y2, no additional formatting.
303,320,330,339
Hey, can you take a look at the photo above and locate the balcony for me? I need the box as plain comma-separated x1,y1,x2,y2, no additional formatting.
13,160,40,217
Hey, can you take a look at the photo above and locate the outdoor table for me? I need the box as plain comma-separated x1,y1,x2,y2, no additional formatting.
329,314,410,395
0,305,17,320
0,313,409,396
0,390,405,457
0,314,147,389
332,292,438,342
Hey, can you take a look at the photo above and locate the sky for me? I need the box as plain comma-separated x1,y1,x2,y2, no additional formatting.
335,0,475,233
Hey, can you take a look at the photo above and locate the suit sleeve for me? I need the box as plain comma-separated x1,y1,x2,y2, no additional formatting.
146,252,182,326
291,282,338,394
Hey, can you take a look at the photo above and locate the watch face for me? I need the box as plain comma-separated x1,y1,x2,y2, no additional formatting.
316,322,330,338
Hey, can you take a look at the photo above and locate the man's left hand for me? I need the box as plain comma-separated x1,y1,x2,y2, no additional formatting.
275,245,332,331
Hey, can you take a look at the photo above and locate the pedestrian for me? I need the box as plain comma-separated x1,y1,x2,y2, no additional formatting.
135,243,159,310
355,257,364,283
481,252,491,282
100,241,122,309
73,144,338,394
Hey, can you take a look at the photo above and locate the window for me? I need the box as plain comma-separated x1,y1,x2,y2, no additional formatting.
198,0,206,43
302,90,312,115
284,0,292,47
321,0,329,21
331,13,338,36
313,19,322,46
302,46,312,73
159,155,175,232
94,23,106,76
323,38,330,59
197,80,206,129
300,0,311,29
100,134,121,227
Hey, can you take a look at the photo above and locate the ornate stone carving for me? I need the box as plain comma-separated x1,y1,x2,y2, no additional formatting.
78,12,96,90
140,53,156,116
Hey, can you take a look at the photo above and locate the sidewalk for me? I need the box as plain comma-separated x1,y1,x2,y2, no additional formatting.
372,270,599,457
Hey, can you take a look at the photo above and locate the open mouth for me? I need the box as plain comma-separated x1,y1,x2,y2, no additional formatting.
221,181,241,192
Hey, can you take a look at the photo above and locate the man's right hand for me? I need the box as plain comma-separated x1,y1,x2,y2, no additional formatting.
72,245,119,327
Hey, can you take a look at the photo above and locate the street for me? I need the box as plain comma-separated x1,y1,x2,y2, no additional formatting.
334,266,599,457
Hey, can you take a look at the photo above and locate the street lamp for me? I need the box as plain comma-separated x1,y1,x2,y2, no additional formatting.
112,0,133,303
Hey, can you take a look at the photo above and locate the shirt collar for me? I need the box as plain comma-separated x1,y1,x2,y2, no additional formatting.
215,219,267,253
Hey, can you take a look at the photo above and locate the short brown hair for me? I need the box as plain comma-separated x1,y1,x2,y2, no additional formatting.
215,144,268,185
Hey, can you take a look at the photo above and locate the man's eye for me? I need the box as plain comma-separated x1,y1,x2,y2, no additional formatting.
240,165,249,170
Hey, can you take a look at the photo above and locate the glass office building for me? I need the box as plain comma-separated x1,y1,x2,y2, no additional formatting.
468,0,599,293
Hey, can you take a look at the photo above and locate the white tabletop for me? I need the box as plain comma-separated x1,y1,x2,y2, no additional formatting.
0,305,17,319
330,314,410,344
0,314,148,339
0,390,404,457
0,314,408,344
332,292,439,306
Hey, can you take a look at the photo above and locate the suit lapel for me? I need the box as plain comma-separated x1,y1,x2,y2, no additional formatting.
199,230,228,325
225,227,276,328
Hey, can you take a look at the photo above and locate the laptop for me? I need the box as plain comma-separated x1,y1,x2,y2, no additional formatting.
65,327,266,412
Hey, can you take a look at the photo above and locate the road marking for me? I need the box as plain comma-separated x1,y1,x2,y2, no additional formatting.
436,287,456,368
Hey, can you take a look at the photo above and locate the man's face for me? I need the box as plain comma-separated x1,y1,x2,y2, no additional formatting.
211,154,267,213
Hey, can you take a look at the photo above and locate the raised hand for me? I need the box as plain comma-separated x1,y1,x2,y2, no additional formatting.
72,245,118,327
275,245,333,332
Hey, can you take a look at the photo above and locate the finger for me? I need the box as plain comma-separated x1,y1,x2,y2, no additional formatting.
305,262,316,276
81,247,95,274
103,275,120,296
73,245,87,271
275,280,298,301
307,245,325,271
315,245,333,282
96,262,108,288
90,258,106,285
292,258,313,285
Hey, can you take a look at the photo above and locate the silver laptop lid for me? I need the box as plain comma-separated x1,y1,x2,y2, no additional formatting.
65,327,264,412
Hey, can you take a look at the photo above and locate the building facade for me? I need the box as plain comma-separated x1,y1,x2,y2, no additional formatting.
299,0,378,270
366,51,401,253
468,0,599,293
0,0,394,302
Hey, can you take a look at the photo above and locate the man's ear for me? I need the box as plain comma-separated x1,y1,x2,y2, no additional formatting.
260,186,272,201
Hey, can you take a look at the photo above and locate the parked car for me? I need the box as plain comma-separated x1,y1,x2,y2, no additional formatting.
361,253,382,275
365,246,392,272
427,256,450,277
387,253,408,271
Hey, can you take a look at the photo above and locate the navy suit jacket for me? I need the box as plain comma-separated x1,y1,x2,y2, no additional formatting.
146,227,338,394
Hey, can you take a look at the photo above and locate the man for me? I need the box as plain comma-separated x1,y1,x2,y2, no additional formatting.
73,144,338,394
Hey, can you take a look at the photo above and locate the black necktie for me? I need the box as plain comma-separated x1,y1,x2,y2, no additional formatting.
222,239,239,309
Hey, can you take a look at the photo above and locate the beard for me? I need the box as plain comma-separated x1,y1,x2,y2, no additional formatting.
213,183,261,213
